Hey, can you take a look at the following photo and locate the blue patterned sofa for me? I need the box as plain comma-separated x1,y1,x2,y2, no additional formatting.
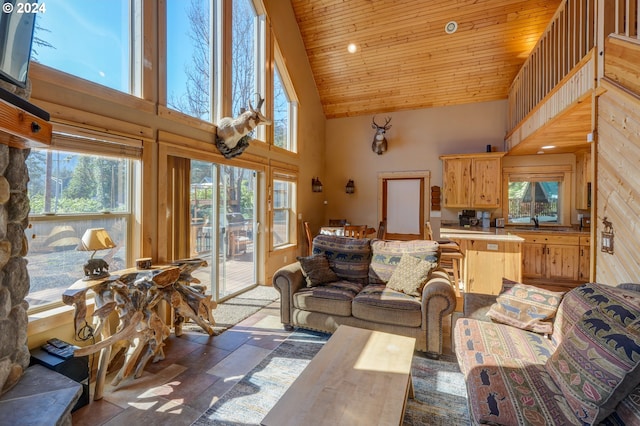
273,235,457,357
454,282,640,425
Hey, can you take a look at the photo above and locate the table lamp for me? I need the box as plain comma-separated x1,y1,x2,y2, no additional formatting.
77,228,116,280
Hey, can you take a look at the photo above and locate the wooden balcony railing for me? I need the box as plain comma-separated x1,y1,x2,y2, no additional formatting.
508,0,596,132
507,0,640,145
609,0,639,39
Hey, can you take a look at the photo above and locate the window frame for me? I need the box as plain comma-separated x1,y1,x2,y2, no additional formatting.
25,129,141,314
502,165,572,227
271,44,298,154
32,0,139,96
270,168,297,250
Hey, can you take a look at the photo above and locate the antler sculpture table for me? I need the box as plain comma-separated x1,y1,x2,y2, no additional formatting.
62,259,216,400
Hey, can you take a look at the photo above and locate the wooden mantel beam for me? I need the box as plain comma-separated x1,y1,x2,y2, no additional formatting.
0,97,51,149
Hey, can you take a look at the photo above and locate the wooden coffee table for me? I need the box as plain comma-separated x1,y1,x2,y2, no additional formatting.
261,325,416,426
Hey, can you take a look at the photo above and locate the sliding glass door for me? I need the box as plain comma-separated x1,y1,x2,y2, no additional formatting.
190,160,257,301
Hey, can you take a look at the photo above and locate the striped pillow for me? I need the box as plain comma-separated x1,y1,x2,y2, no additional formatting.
311,235,371,285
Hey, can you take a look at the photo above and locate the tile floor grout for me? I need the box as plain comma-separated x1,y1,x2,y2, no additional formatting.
71,300,453,425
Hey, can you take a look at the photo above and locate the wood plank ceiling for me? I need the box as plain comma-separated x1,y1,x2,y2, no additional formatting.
291,0,563,119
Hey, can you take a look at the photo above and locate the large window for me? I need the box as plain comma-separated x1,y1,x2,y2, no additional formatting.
272,173,296,248
231,0,266,137
34,0,136,94
166,0,212,121
505,167,571,226
273,60,298,152
26,144,138,311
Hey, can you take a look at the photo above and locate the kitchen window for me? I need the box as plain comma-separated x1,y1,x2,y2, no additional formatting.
504,166,571,226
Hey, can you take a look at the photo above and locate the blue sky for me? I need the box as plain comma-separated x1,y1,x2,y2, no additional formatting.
34,0,196,99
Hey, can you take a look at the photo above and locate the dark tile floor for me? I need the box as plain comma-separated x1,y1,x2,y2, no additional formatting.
72,301,454,425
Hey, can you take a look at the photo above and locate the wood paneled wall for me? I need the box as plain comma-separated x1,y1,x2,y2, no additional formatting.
596,37,640,283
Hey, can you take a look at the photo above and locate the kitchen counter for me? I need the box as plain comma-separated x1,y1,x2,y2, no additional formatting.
439,225,523,295
440,225,589,241
440,226,524,242
439,225,590,295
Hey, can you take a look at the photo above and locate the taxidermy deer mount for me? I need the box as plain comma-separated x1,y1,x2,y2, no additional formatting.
215,96,272,159
371,116,392,155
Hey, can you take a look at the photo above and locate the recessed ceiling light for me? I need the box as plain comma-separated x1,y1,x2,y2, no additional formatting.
347,43,358,53
541,145,556,149
445,21,458,34
537,150,545,154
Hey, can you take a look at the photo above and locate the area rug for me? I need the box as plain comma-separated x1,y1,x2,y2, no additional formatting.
193,329,470,425
185,285,280,335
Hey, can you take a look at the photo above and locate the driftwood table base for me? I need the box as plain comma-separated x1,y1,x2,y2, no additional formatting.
62,259,216,400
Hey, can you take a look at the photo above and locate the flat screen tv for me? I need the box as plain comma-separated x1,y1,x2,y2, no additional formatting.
0,0,37,88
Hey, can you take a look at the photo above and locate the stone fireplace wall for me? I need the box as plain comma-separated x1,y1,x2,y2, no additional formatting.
0,144,31,395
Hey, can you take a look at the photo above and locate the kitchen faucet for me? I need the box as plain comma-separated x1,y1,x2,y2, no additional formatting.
531,215,539,228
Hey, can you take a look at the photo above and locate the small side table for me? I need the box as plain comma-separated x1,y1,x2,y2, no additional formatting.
62,260,215,400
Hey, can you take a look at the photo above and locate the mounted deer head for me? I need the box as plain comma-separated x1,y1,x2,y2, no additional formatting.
215,96,272,158
371,116,392,155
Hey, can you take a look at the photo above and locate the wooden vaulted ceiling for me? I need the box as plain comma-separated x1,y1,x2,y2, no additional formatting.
291,0,563,119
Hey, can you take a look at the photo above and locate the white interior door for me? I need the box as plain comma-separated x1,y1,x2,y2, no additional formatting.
379,171,430,240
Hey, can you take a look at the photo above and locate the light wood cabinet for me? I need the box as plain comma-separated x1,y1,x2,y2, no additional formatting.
579,236,591,281
575,150,592,210
440,152,505,208
545,244,580,281
457,238,522,295
519,232,589,284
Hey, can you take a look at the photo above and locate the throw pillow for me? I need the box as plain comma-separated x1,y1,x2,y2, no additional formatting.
297,254,338,287
486,279,565,334
545,309,640,425
385,253,432,297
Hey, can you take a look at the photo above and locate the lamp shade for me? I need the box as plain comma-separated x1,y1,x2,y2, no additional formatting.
77,228,116,252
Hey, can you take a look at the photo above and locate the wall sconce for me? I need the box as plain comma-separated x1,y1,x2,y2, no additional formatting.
601,217,614,255
311,177,323,192
345,179,355,194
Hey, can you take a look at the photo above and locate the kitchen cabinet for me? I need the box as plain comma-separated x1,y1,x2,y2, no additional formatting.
575,150,592,210
440,152,505,208
441,233,523,296
519,232,589,284
579,236,591,281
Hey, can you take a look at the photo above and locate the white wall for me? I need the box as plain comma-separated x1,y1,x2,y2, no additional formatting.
324,100,508,228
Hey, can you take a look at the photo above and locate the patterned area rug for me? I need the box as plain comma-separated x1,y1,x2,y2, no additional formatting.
193,329,470,425
184,285,280,335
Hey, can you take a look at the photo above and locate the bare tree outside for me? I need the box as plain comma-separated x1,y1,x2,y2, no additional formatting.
169,0,257,217
167,0,211,121
273,66,289,149
231,0,256,116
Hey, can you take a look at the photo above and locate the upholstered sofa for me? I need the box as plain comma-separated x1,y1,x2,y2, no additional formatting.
273,234,457,357
454,281,640,425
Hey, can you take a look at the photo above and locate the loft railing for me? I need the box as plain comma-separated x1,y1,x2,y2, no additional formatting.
507,0,640,135
609,0,639,39
507,0,596,132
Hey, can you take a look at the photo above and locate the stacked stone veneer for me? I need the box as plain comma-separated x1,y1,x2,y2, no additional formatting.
0,144,31,396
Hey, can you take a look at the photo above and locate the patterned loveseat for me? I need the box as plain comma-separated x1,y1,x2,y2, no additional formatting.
273,235,457,357
454,282,640,425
